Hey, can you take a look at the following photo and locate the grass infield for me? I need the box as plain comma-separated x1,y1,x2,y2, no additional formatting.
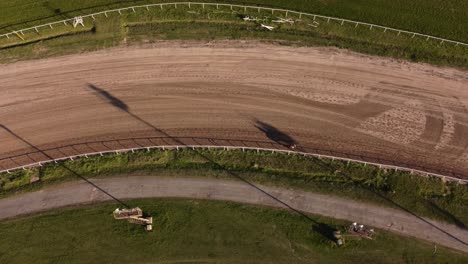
0,199,467,263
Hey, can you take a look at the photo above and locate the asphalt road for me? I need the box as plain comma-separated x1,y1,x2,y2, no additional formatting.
0,176,467,252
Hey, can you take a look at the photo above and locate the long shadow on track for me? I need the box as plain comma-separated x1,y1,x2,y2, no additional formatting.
0,124,130,208
85,83,337,241
85,83,468,248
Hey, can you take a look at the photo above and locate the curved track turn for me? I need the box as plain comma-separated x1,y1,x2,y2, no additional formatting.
1,42,467,177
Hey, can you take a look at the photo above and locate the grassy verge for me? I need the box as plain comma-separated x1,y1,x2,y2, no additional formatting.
0,198,467,263
0,3,467,68
1,1,467,42
2,149,467,228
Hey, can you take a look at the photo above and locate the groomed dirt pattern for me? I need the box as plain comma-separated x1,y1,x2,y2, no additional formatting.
0,42,467,177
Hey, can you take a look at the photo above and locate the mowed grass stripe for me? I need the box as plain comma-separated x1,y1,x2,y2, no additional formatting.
0,0,467,42
1,5,467,68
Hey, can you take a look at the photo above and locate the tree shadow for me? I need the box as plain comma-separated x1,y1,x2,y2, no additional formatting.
42,2,71,21
87,83,129,112
85,83,338,242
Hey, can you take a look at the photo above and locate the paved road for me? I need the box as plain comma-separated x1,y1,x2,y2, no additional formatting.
0,176,466,252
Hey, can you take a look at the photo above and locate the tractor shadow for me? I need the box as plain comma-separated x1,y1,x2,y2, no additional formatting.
254,119,297,149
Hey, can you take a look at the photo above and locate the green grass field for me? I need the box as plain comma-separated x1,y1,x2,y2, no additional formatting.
2,149,467,228
0,1,467,68
0,198,466,263
1,0,467,42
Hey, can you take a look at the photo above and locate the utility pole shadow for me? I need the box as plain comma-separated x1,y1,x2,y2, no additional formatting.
0,124,130,208
85,83,337,242
311,157,468,247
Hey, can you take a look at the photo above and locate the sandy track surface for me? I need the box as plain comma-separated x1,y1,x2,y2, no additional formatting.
0,42,467,176
0,176,467,252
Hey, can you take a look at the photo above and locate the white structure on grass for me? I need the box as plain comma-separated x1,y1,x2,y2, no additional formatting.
73,16,85,28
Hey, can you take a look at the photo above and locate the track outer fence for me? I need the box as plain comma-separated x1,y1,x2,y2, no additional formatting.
0,144,466,184
0,2,467,47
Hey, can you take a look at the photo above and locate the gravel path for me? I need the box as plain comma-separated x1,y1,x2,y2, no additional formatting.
0,176,466,252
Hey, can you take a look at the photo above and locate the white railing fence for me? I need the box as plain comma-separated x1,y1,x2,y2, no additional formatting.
1,144,466,184
0,2,467,47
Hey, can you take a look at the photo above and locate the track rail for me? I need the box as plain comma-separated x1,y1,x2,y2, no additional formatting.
0,2,466,47
1,142,466,184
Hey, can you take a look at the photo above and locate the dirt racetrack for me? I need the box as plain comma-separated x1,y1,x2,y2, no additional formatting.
0,41,467,177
